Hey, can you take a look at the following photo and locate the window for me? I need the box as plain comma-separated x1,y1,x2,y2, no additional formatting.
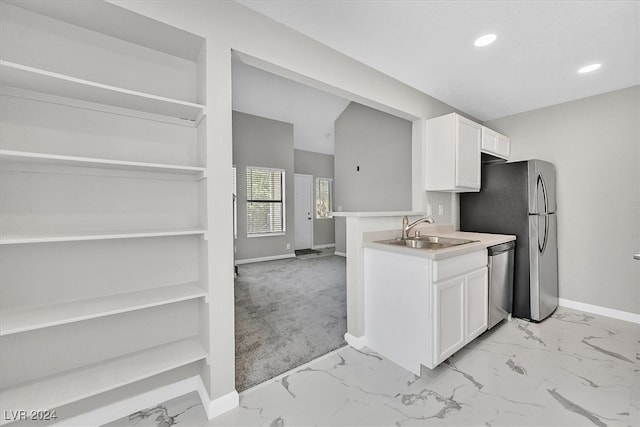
246,166,285,236
315,178,333,219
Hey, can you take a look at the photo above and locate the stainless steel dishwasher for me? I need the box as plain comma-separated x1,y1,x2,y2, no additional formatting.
487,241,515,329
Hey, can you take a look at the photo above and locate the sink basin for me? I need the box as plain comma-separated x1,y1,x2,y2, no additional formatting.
376,235,478,250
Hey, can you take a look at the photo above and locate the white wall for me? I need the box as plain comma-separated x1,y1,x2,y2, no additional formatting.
485,86,640,315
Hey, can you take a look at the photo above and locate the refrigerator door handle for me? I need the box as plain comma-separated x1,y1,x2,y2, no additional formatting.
539,215,549,255
537,174,549,214
533,174,550,254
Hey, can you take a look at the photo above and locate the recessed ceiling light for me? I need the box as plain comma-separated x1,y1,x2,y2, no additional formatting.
474,34,497,47
578,63,602,74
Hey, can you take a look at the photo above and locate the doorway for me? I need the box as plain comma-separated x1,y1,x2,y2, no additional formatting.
232,58,347,392
294,173,313,250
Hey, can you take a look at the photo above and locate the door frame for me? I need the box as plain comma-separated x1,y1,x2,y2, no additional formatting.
294,173,314,250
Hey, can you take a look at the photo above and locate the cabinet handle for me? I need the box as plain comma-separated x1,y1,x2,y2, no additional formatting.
634,252,640,261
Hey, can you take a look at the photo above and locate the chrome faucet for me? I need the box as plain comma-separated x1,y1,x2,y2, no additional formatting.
402,216,435,239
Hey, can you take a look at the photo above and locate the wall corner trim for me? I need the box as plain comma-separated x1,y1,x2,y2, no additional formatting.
334,251,347,258
197,378,239,420
344,333,367,349
558,298,640,324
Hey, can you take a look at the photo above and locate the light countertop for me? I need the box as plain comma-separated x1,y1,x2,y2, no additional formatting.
331,211,425,218
363,225,515,260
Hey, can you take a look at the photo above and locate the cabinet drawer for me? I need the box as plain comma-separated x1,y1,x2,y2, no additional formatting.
433,250,487,282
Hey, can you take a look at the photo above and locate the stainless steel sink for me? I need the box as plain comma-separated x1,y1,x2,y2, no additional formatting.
376,235,478,250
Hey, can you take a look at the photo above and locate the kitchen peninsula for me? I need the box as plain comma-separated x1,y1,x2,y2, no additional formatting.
363,224,514,374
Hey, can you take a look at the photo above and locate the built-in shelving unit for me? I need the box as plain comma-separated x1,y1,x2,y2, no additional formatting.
0,60,206,125
0,338,207,416
0,1,212,423
0,282,206,336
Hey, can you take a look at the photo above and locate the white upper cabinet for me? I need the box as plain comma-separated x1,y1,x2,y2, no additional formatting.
481,126,510,160
425,113,481,192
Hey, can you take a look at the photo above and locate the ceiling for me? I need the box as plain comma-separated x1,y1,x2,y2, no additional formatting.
236,0,639,123
232,59,350,155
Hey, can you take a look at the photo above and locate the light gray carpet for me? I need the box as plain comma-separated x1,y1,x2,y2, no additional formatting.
234,255,346,392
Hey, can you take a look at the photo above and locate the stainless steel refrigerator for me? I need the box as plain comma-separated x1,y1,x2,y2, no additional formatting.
460,159,558,321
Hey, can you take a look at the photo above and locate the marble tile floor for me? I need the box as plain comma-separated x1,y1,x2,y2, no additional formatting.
105,307,639,427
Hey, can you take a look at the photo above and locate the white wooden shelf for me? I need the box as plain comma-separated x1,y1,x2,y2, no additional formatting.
0,337,207,423
0,150,206,177
0,60,205,124
0,283,206,336
0,228,206,245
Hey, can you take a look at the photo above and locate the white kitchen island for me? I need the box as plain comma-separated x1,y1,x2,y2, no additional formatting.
363,227,514,375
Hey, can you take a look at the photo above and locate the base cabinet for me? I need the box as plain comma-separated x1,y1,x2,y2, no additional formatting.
465,269,490,342
433,277,465,364
433,267,488,366
365,248,488,374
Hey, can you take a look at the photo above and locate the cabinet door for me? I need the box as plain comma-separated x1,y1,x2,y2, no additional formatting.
481,126,510,160
496,134,510,159
465,268,488,342
455,117,481,190
481,127,498,153
433,277,465,365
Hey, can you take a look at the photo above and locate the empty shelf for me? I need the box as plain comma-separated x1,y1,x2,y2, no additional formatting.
0,282,206,336
0,338,207,423
0,60,205,122
0,228,206,245
0,150,206,176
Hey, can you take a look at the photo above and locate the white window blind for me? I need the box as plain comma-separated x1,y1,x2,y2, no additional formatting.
316,178,333,219
246,167,285,235
232,166,237,239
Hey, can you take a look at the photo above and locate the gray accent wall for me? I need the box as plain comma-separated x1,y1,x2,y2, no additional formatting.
334,102,413,211
233,111,295,261
294,149,335,247
334,102,413,252
484,86,640,315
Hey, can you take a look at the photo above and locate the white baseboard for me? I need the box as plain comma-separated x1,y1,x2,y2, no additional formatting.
558,298,640,324
334,251,347,258
312,243,336,249
196,377,239,420
54,376,202,426
344,333,367,349
235,253,295,265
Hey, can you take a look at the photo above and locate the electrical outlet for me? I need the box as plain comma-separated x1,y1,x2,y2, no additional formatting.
426,204,433,216
438,204,444,216
286,243,291,250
